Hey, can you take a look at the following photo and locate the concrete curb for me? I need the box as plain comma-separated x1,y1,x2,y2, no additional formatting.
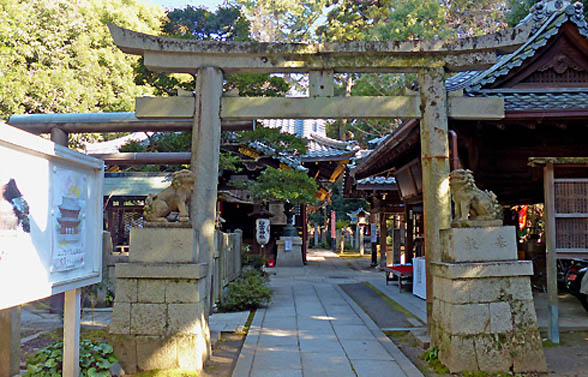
231,308,265,377
336,285,424,377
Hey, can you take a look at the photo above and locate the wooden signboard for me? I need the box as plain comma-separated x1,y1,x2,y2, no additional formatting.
0,124,103,310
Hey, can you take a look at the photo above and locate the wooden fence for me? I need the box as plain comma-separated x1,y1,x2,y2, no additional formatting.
212,229,243,305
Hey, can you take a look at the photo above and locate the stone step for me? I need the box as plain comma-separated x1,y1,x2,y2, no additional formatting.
409,328,431,349
406,317,424,328
210,330,222,349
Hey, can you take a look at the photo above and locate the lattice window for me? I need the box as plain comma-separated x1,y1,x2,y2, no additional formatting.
554,179,588,251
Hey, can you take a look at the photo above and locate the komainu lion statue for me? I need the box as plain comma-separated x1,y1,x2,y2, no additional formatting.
449,169,502,227
143,169,195,222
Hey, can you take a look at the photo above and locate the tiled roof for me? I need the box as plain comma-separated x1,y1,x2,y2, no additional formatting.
261,119,326,138
303,133,359,160
247,140,307,171
260,119,359,161
471,89,588,110
446,1,588,106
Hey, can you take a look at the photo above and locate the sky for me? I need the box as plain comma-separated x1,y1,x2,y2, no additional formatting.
145,0,226,11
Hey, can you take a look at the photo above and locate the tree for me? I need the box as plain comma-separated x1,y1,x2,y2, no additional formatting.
0,0,162,123
248,167,319,235
230,0,326,42
136,5,290,97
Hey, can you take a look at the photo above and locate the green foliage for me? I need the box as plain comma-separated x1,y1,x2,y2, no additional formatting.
420,346,449,375
0,0,162,146
225,73,290,97
326,182,367,223
137,5,290,97
164,5,250,41
237,126,308,154
248,167,318,205
218,269,273,312
24,339,117,377
422,346,439,362
335,219,349,229
241,249,267,270
231,0,326,42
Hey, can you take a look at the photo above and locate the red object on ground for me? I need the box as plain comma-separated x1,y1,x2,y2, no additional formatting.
266,259,275,268
388,265,413,274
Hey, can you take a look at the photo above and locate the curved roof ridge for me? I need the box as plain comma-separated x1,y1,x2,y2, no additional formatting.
309,132,358,151
447,2,587,93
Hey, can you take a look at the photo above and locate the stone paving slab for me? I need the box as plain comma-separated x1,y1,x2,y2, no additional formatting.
209,311,250,333
231,250,424,377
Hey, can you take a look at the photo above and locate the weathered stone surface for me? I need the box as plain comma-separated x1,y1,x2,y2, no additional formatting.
448,303,490,335
440,227,516,263
138,280,166,303
276,236,304,267
467,277,510,304
511,299,539,328
116,262,207,280
511,329,547,373
110,303,131,335
489,302,512,333
115,278,137,303
431,260,533,280
509,277,533,300
130,228,195,263
136,336,177,371
439,335,478,373
435,277,469,304
111,335,137,374
131,304,167,335
474,334,512,372
167,303,204,335
176,334,209,370
166,280,200,303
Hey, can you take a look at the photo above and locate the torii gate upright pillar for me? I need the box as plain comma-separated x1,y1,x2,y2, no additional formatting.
191,67,223,320
418,68,452,327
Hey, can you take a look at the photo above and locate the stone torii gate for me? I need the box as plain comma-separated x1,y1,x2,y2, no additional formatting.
108,23,531,373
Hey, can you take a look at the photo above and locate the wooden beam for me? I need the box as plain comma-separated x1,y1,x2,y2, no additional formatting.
109,23,530,74
90,152,191,164
7,111,253,134
217,96,504,120
221,96,422,120
447,96,504,120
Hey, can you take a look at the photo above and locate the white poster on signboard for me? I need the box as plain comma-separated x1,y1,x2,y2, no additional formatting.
0,124,103,310
52,168,88,272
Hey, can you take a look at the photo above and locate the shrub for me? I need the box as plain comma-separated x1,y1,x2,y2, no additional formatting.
242,249,267,270
218,271,273,312
24,339,117,377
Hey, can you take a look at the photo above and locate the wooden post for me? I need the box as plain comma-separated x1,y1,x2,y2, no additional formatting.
0,307,21,377
544,162,559,343
63,289,81,377
50,128,81,377
418,67,452,329
359,226,365,255
406,208,414,262
50,127,68,146
301,204,308,262
190,67,223,320
379,212,387,268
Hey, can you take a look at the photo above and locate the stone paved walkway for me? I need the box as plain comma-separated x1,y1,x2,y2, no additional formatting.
232,250,424,377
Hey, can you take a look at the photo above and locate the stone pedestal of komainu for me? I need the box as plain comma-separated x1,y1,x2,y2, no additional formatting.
143,169,195,223
449,169,502,227
432,169,547,374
